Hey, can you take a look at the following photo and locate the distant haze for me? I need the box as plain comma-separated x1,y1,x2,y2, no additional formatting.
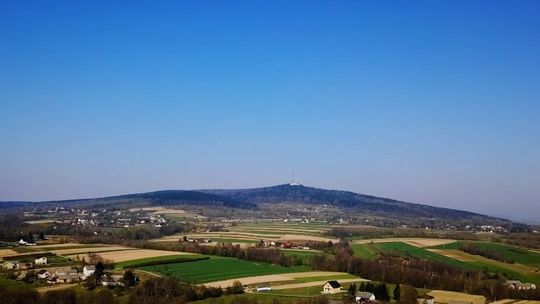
1,1,539,223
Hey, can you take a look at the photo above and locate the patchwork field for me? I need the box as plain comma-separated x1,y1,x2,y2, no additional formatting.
353,240,540,285
353,237,456,248
140,256,311,284
432,241,540,268
353,242,478,270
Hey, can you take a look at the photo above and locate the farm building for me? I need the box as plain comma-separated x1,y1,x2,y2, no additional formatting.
35,256,48,265
18,239,36,246
102,274,124,287
256,285,272,292
83,265,96,278
505,280,537,290
2,261,17,270
322,280,342,294
356,291,376,302
37,270,52,280
417,294,435,304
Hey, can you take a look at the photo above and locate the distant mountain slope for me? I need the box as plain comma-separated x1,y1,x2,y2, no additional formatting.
200,184,503,221
0,190,256,210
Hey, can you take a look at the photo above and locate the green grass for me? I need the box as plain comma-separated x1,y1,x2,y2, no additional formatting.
0,275,34,290
141,256,311,284
116,254,204,268
351,244,379,260
432,241,540,268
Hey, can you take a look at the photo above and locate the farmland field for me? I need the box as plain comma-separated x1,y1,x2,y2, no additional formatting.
116,254,205,268
432,241,540,268
351,243,379,260
141,256,310,284
360,242,479,270
68,249,191,263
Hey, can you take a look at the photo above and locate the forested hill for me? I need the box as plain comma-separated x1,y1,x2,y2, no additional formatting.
0,184,508,223
200,184,505,222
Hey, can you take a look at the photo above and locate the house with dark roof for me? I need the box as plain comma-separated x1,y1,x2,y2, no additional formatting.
322,280,342,294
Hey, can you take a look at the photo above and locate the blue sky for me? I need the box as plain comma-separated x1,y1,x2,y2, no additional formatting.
1,1,539,222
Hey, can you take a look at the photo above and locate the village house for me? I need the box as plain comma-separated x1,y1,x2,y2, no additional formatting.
417,294,435,304
83,265,96,278
322,280,342,294
35,256,48,265
356,291,376,302
2,261,17,270
53,269,81,284
18,262,34,270
101,274,124,287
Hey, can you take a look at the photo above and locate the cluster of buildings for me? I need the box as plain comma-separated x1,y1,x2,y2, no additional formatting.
2,256,48,270
505,280,537,290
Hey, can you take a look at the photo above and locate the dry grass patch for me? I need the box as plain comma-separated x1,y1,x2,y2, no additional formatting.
427,249,476,262
0,249,18,258
51,246,132,255
428,290,486,304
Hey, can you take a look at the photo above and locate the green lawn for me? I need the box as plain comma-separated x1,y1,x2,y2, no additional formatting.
141,256,311,284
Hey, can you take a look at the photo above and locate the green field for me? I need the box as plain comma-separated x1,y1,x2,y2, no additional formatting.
351,244,379,260
141,256,310,284
432,241,540,268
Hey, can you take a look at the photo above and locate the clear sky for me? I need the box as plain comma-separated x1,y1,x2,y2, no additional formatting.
1,1,539,222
